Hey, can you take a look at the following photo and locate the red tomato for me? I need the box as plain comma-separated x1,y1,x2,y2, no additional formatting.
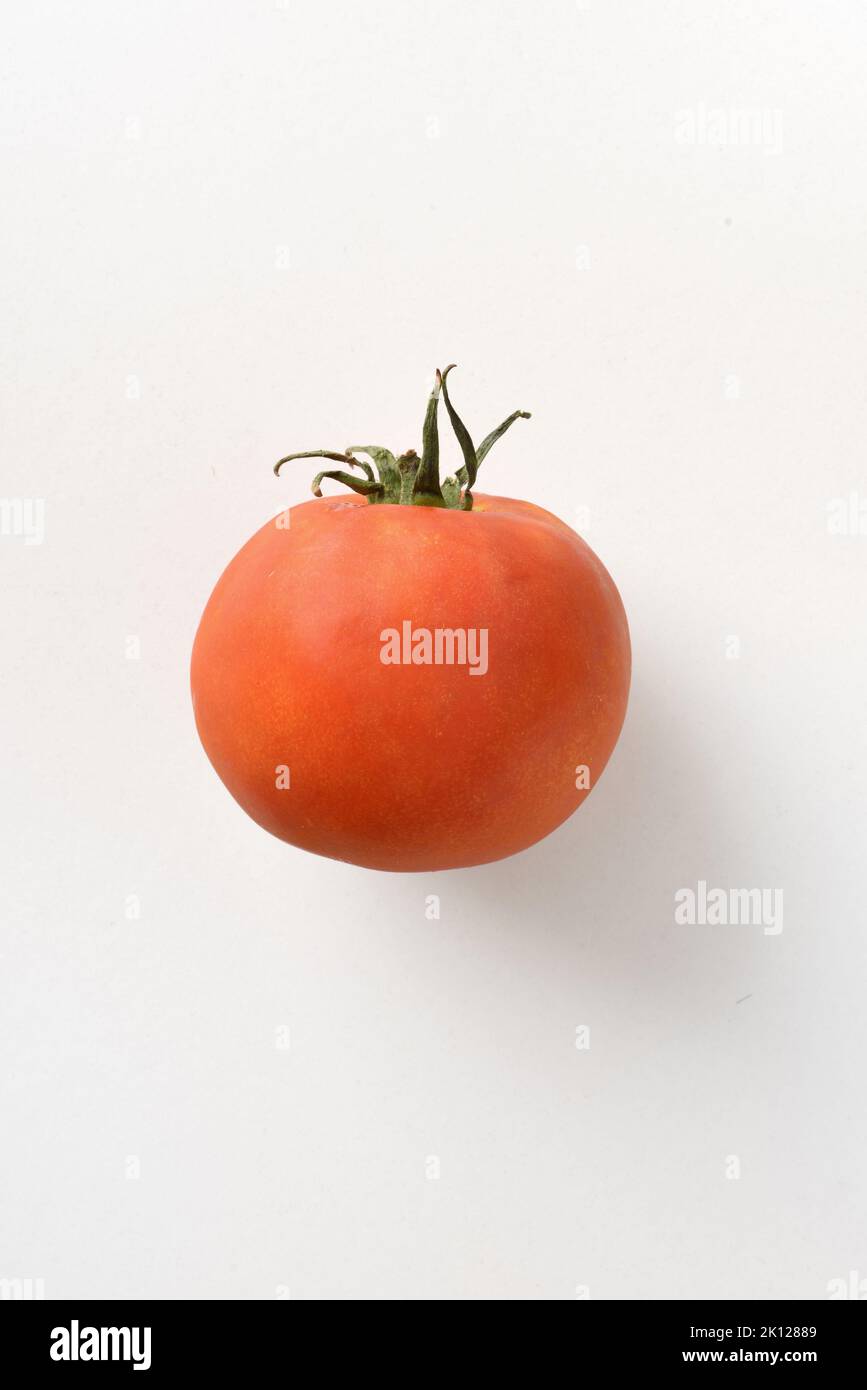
191,371,630,870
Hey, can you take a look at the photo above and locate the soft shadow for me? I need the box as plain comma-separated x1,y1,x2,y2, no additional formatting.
417,665,760,1011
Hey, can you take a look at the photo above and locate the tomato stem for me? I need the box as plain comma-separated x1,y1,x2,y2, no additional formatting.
274,368,531,507
398,451,420,504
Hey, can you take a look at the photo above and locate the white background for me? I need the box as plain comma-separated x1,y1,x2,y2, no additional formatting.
2,0,865,1301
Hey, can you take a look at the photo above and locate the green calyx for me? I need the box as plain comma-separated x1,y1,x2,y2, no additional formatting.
273,367,531,509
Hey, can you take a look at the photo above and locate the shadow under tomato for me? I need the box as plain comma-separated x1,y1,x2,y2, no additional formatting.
403,666,768,1023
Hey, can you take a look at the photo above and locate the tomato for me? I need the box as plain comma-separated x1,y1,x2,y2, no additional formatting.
191,369,630,871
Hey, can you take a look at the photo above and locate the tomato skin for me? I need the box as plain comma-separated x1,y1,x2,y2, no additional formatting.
191,493,630,871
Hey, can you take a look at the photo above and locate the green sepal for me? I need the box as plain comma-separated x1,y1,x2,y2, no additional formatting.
475,409,531,468
412,373,447,507
347,446,400,499
440,364,478,504
441,474,461,508
311,470,385,502
274,449,372,479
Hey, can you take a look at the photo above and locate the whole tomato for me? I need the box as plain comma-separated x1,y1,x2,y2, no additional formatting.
191,368,630,870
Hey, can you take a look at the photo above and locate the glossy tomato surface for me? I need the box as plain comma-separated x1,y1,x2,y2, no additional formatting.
191,493,630,870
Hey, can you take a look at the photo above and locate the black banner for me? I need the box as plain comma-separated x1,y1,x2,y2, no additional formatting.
0,1298,864,1374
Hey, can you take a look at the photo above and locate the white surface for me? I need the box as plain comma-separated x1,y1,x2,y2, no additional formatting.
2,0,866,1301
